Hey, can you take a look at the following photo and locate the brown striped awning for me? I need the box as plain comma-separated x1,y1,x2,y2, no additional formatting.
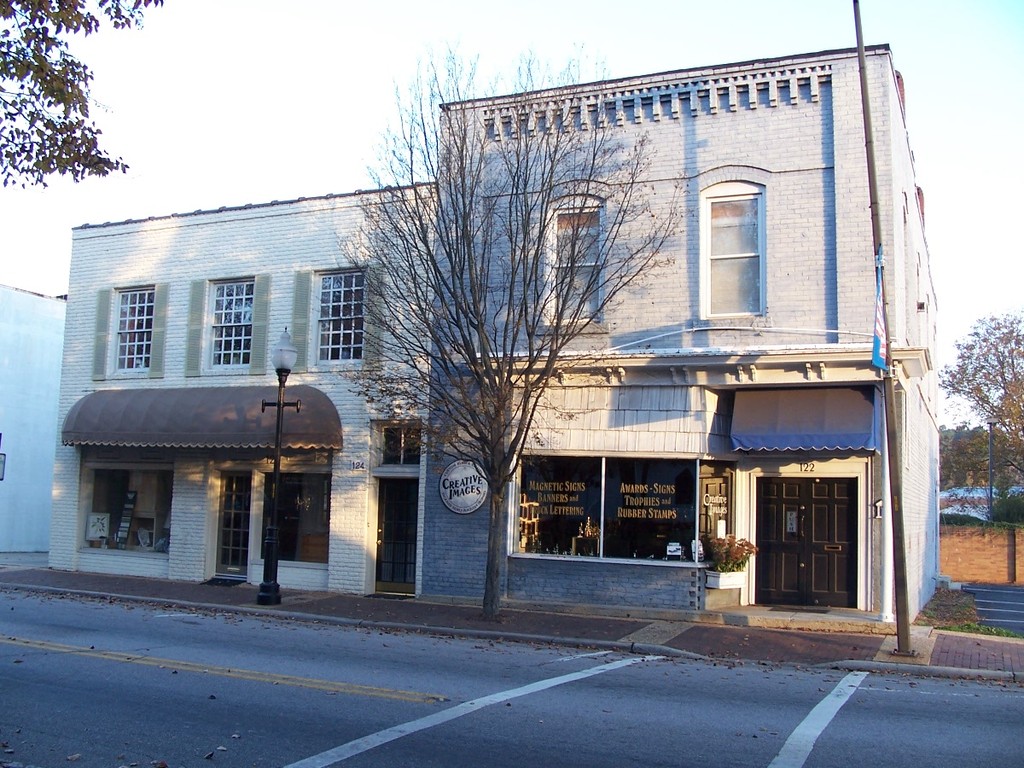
62,385,342,450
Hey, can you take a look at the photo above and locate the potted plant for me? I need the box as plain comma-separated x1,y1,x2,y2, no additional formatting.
703,535,757,589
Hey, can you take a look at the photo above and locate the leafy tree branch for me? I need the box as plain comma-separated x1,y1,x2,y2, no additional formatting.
1,0,162,187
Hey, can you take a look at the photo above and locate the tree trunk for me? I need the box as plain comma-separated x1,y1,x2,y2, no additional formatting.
482,488,506,619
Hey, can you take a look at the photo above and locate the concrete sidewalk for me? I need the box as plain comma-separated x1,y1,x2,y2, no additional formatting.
1,555,1021,682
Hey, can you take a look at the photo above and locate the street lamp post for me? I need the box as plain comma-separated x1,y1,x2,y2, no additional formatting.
257,329,300,606
988,420,996,521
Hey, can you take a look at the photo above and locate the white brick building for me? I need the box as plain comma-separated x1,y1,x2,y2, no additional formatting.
52,193,425,594
52,45,938,622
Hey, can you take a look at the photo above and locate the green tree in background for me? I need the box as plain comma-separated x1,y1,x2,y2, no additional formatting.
941,311,1024,480
939,425,988,491
1,0,162,187
941,311,1024,523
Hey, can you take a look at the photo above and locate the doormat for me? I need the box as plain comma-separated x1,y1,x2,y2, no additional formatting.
203,577,245,587
769,606,830,613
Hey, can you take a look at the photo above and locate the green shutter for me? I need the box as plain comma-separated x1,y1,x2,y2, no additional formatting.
147,283,168,379
360,267,378,365
291,270,313,372
91,289,112,381
185,280,206,377
248,274,270,375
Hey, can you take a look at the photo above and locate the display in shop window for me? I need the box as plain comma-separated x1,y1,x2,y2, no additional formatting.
518,456,700,560
85,468,172,553
86,512,109,542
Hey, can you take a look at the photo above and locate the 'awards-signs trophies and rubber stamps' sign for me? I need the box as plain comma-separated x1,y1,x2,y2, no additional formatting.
439,460,488,514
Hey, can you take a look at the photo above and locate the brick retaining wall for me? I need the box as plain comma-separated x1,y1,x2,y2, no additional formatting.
940,526,1023,584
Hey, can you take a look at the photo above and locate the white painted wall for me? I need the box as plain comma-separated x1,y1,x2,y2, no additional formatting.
0,285,65,551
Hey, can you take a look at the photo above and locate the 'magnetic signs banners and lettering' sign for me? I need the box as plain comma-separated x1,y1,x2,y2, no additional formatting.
439,460,488,514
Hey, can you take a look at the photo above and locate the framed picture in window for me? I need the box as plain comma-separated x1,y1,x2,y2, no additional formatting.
86,513,110,541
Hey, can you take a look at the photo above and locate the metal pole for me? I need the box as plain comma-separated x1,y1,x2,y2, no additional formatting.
257,368,288,606
988,421,995,520
853,0,914,655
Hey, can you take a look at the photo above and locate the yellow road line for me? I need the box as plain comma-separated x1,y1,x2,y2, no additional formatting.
1,635,447,704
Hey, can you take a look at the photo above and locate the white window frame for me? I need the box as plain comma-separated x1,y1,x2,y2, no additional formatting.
317,270,365,362
551,203,604,321
700,181,766,318
210,279,255,368
115,286,155,372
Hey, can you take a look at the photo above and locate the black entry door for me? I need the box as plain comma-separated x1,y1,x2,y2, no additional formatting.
756,477,857,607
376,479,418,594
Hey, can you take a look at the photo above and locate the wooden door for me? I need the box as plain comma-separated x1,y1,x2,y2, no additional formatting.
756,477,857,607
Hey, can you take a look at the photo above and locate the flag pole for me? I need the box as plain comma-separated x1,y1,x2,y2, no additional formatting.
853,0,914,655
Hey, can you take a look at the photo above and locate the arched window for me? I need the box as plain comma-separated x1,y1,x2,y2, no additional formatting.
700,181,765,317
555,207,602,318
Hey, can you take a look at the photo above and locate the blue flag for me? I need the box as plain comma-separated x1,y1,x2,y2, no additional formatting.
872,251,887,370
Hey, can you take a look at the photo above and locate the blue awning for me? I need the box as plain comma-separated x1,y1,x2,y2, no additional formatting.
730,387,879,452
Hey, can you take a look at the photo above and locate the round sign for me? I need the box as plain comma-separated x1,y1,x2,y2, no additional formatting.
439,460,488,514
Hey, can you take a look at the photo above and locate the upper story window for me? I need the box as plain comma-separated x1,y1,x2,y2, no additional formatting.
702,182,765,316
318,270,364,361
382,424,421,465
116,287,155,371
212,279,255,367
555,208,602,318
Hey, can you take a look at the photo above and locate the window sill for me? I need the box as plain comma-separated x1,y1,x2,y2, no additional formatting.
510,552,702,567
306,359,364,372
255,557,328,570
79,545,168,557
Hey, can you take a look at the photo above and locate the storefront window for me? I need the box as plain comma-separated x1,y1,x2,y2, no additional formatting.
518,456,699,560
262,473,331,563
518,456,602,555
86,468,173,552
604,459,696,559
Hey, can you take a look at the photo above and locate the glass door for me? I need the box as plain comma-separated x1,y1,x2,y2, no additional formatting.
375,478,418,594
217,473,251,578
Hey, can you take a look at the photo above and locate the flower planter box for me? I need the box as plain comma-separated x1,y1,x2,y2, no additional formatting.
705,570,746,589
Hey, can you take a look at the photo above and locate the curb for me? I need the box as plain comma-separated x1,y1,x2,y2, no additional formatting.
822,659,1019,682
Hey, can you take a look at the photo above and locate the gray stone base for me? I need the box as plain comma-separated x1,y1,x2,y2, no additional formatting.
704,587,740,610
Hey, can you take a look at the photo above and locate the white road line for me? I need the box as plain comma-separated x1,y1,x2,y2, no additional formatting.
284,655,662,767
556,650,613,662
767,671,868,768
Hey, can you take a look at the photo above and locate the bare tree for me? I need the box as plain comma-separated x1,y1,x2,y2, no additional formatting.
351,55,674,618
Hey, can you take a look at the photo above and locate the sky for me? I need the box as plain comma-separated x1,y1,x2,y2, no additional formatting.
2,0,1021,418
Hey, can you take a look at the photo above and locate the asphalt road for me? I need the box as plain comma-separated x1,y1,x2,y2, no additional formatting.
2,589,1022,768
967,583,1024,634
